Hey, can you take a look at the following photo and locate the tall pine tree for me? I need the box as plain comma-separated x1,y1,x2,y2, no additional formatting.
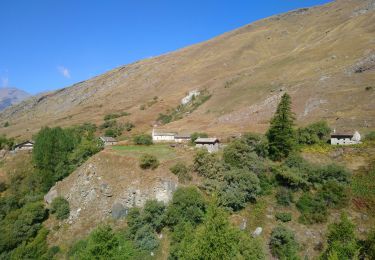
266,93,295,161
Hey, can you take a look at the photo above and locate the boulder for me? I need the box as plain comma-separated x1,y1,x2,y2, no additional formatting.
252,227,263,237
111,203,128,219
44,186,58,204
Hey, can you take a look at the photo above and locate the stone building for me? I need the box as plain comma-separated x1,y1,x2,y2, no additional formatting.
152,128,177,142
195,137,220,153
100,136,118,146
14,140,34,151
330,131,361,145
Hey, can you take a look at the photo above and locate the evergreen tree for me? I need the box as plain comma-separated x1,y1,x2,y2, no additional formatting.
266,93,295,160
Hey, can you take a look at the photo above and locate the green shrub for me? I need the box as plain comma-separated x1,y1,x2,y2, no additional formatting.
269,226,299,259
275,212,292,222
0,181,7,193
140,104,146,110
321,214,359,260
365,131,375,141
3,121,9,127
193,149,224,179
139,154,159,170
219,168,261,211
170,162,191,183
133,224,159,251
142,200,166,232
362,229,375,259
165,187,206,227
296,193,327,224
133,134,153,145
274,166,310,190
50,197,70,220
309,164,350,185
297,121,331,145
317,181,349,209
275,187,294,206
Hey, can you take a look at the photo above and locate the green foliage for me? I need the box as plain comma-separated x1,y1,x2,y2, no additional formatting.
365,131,375,141
170,162,191,183
165,187,206,227
296,193,327,224
275,212,292,222
133,224,159,251
10,227,49,260
100,119,127,137
223,134,267,173
50,197,70,220
266,93,296,161
142,200,166,232
174,203,265,259
0,202,47,253
317,181,349,209
0,134,15,150
3,121,10,127
103,112,130,121
296,121,331,145
274,166,310,190
218,168,261,211
68,225,142,259
352,161,375,211
193,149,224,179
276,187,294,206
321,214,359,260
190,132,208,143
269,226,300,260
361,229,375,259
140,104,146,110
139,154,159,169
309,164,350,185
133,134,153,145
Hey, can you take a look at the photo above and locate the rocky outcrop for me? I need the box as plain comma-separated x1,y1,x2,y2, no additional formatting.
44,151,178,229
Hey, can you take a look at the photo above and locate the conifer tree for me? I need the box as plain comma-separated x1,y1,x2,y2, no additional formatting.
266,93,295,160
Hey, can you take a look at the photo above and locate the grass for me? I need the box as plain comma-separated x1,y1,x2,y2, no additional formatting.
110,144,176,161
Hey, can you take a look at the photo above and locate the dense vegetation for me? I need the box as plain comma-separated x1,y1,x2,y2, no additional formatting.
0,124,103,258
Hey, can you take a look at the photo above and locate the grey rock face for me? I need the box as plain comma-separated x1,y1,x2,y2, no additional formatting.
252,227,263,237
44,186,58,204
111,203,128,219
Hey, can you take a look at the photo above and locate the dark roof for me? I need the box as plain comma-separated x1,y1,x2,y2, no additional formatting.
14,140,34,148
100,136,118,142
331,133,353,138
175,135,191,139
195,138,219,144
153,132,177,136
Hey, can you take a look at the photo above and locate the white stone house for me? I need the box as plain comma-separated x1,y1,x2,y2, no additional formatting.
330,131,361,145
14,140,34,151
195,138,220,153
152,128,177,143
100,136,118,146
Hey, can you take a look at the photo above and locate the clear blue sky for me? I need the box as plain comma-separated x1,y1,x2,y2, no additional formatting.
0,0,331,94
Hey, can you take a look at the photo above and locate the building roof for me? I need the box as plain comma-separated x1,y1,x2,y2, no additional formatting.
331,133,354,138
195,138,219,144
175,135,191,139
14,140,34,148
100,136,118,142
153,132,177,136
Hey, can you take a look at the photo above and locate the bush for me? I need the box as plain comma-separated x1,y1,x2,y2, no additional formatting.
139,154,159,170
365,131,375,141
133,134,153,145
133,224,159,251
219,168,261,211
296,193,327,224
193,149,224,179
362,229,375,259
275,212,292,222
297,121,331,145
275,187,294,206
309,164,350,185
142,200,166,232
165,187,206,227
50,197,70,220
170,162,191,183
321,214,359,260
317,181,349,209
269,226,299,259
0,181,7,193
274,166,310,190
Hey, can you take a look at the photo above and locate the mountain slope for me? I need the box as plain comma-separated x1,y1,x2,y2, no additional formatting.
0,87,30,111
1,0,375,139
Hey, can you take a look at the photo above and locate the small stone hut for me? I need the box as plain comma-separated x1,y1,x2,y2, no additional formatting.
330,131,361,145
100,136,118,146
195,137,220,153
14,140,34,151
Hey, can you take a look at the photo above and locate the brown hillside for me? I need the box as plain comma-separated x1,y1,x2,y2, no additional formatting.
1,0,375,139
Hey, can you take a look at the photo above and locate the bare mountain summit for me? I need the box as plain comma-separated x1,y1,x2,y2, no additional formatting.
0,87,30,111
1,0,375,139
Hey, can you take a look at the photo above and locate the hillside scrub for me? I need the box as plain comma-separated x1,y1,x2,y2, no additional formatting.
139,154,159,169
0,134,14,150
50,197,70,220
169,162,191,183
190,132,208,143
133,134,153,145
296,121,331,145
269,226,299,259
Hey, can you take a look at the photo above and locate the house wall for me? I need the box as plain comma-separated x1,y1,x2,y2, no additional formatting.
153,135,175,142
196,143,219,153
331,138,360,145
175,138,190,143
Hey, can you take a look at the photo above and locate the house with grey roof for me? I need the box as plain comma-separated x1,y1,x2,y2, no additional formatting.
100,136,118,146
195,137,220,153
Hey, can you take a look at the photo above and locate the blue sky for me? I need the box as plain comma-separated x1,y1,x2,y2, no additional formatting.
0,0,331,95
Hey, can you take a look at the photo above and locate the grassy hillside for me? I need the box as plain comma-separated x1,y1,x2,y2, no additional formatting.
1,0,375,140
